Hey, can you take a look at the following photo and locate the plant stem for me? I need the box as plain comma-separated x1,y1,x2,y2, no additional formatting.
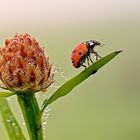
17,92,43,140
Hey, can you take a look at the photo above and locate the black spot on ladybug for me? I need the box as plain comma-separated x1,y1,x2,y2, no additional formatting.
78,52,82,55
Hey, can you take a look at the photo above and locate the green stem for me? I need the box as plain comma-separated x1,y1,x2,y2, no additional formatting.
17,92,43,140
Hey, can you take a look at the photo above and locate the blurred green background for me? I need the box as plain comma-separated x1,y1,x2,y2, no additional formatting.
0,0,140,140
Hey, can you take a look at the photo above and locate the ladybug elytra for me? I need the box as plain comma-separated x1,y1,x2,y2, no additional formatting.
71,40,102,68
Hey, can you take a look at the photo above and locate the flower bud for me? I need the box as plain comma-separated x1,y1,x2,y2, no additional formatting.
0,33,54,93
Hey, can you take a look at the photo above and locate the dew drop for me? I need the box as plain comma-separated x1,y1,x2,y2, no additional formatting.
7,98,10,102
6,119,12,123
54,65,68,81
42,121,47,125
12,122,16,126
47,108,51,111
42,106,51,134
45,116,48,119
47,113,50,116
43,135,46,139
22,122,25,125
44,109,48,113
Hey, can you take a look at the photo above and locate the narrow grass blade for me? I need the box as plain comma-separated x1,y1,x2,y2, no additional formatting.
42,51,122,112
0,98,26,140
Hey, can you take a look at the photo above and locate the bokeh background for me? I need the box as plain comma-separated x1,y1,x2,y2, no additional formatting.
0,0,140,140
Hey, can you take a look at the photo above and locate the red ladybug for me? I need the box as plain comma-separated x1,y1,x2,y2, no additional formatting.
71,40,102,68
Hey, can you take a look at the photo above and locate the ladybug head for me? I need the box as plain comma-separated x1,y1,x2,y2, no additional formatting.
86,40,101,48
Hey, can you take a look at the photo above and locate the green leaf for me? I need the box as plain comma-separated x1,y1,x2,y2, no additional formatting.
0,91,15,97
42,51,122,112
0,98,26,140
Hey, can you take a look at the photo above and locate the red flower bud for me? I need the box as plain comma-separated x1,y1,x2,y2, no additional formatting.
0,33,54,93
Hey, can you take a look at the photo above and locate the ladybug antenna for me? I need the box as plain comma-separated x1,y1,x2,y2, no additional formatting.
94,40,101,46
100,43,105,47
97,38,105,47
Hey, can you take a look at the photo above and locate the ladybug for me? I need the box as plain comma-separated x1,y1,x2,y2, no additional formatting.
71,40,102,68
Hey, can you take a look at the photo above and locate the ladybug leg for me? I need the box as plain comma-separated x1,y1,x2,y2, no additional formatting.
87,57,90,66
88,55,94,63
92,51,101,60
81,64,87,69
